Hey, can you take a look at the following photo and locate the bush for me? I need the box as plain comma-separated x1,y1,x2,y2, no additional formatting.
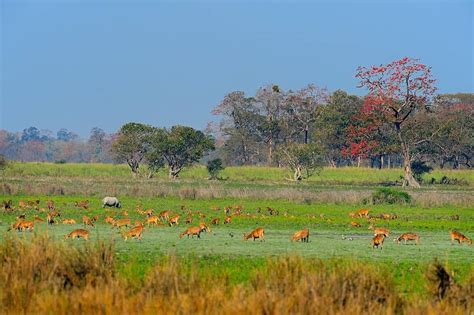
207,158,225,180
368,188,412,205
0,155,8,171
411,160,433,183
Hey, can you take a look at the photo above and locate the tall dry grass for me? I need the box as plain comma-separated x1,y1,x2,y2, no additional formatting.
0,235,472,315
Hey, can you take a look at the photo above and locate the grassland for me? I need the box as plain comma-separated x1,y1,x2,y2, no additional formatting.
0,162,473,314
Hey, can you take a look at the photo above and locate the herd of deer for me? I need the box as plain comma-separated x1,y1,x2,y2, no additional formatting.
2,199,472,249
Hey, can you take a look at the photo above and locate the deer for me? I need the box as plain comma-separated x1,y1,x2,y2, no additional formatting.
368,225,389,237
168,215,180,226
179,226,203,239
350,221,361,228
356,208,370,218
112,218,131,229
46,200,54,211
82,216,95,228
62,219,76,225
158,210,170,222
450,230,472,246
34,215,44,223
291,228,309,242
74,200,89,210
134,220,143,227
64,229,89,240
372,234,385,249
104,216,115,224
244,227,265,241
211,218,220,225
18,221,35,232
224,216,232,224
185,216,193,224
144,216,160,227
144,209,154,217
394,233,420,245
348,212,356,218
122,225,143,241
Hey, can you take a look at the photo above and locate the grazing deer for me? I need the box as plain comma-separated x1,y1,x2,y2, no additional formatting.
64,229,89,240
112,218,131,229
368,225,389,237
8,221,22,231
169,215,180,226
144,216,160,227
75,200,89,210
372,234,385,249
159,210,170,222
224,216,232,224
62,219,76,225
244,227,265,241
356,208,370,218
179,226,203,239
450,230,472,245
211,218,220,225
18,200,27,209
46,200,54,210
185,216,193,224
291,228,309,242
18,221,35,232
122,225,143,241
82,216,95,227
144,209,154,217
91,215,99,222
350,221,361,228
394,233,420,245
104,216,115,224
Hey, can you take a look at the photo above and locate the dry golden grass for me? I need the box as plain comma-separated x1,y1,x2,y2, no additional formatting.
0,235,472,314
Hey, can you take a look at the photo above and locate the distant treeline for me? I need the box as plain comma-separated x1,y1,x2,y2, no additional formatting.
1,91,472,169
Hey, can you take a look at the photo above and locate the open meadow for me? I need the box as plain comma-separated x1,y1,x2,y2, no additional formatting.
0,163,473,314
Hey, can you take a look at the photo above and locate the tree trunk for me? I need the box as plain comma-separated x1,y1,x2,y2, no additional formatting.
267,138,273,166
128,159,139,177
357,156,361,168
304,127,309,144
168,165,181,179
294,166,302,181
387,156,391,169
396,126,420,188
380,155,384,169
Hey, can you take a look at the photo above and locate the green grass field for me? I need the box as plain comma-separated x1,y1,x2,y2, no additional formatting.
1,163,473,305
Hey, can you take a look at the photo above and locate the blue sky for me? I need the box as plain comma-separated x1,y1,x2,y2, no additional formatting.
1,0,472,137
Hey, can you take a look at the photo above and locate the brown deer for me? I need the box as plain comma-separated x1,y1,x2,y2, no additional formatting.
159,210,170,222
185,216,193,224
46,200,54,210
18,221,35,232
62,219,76,225
122,225,143,241
179,226,203,239
64,229,89,240
224,216,232,224
144,216,160,227
34,215,44,223
372,234,385,249
169,215,181,226
211,218,220,225
75,200,89,210
244,227,265,241
104,216,115,224
394,233,420,245
291,228,309,242
82,216,95,228
356,208,370,218
368,225,389,237
348,212,356,218
112,218,131,229
350,221,361,228
144,209,154,217
450,230,472,245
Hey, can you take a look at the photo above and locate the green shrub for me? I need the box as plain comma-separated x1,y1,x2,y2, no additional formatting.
368,188,412,205
207,158,225,180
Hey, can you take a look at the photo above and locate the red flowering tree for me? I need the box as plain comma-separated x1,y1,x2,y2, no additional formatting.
355,57,436,187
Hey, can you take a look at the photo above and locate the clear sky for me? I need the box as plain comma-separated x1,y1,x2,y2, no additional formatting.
1,0,472,137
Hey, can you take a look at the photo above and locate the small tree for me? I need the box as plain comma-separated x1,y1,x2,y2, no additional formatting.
0,155,8,171
159,126,215,179
411,160,433,183
111,123,154,176
207,158,225,180
278,143,324,181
